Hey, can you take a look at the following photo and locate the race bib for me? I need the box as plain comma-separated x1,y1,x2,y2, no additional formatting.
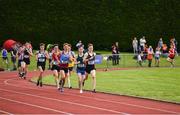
88,61,95,65
24,55,29,58
53,61,58,65
77,64,85,68
38,58,45,62
61,60,68,64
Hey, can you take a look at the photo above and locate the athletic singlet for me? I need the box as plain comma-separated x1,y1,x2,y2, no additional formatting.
11,50,17,58
86,52,96,65
37,51,46,63
49,52,53,60
18,52,24,61
52,52,60,65
77,54,85,69
24,49,30,59
68,51,75,67
59,51,70,68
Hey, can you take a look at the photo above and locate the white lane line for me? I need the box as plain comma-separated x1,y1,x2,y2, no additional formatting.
0,88,126,114
0,96,68,114
0,109,13,115
3,77,179,114
64,92,179,114
0,71,17,74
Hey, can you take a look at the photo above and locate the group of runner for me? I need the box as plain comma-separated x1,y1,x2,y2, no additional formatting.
16,42,96,93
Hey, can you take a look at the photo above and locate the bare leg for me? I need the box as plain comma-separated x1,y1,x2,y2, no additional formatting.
53,70,59,89
91,70,96,93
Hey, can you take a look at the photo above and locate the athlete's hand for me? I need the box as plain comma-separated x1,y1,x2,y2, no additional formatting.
84,59,89,62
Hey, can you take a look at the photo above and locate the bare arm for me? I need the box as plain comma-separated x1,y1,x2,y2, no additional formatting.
35,51,38,61
45,51,49,59
83,53,88,63
27,48,33,56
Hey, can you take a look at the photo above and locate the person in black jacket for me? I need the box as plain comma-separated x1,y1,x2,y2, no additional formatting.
115,42,120,65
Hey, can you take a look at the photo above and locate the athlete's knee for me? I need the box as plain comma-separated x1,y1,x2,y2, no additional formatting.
91,70,96,77
40,70,44,73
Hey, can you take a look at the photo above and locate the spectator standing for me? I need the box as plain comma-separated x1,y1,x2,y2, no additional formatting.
115,42,120,65
1,48,9,69
172,37,178,56
158,38,163,49
139,36,146,52
147,46,154,67
11,49,17,70
154,47,161,67
132,37,138,54
112,44,117,65
143,44,148,61
162,44,168,57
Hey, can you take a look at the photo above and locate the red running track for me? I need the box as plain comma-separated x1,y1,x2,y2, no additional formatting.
0,71,180,114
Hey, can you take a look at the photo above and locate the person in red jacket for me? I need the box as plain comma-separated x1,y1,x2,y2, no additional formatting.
167,45,175,67
147,46,154,67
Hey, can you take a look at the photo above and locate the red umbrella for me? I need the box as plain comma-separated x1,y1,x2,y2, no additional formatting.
3,39,17,51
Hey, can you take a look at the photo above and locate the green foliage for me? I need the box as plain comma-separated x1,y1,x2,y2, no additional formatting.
0,0,179,51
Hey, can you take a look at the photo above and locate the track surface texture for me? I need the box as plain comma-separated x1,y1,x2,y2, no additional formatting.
0,71,180,114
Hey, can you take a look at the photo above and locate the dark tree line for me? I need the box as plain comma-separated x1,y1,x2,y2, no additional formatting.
0,0,179,51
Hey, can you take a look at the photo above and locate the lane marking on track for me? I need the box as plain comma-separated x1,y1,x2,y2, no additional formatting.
63,92,179,114
0,109,13,115
3,77,179,114
0,96,69,114
0,88,126,114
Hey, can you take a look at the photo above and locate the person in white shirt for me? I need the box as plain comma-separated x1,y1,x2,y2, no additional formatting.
137,52,143,67
139,36,146,52
83,43,96,93
158,38,163,49
154,47,161,67
132,37,138,54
